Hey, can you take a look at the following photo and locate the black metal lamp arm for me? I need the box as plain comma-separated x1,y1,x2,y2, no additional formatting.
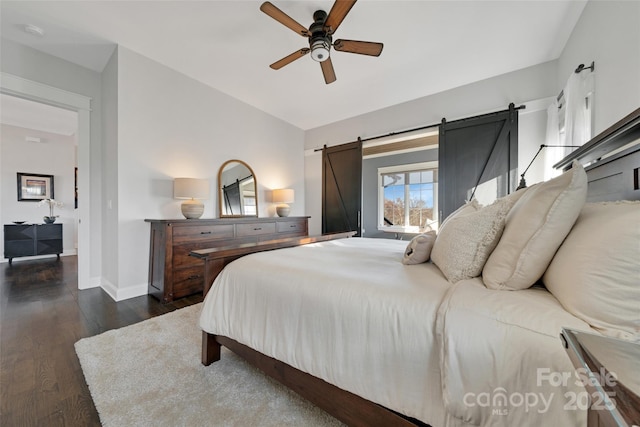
517,144,581,190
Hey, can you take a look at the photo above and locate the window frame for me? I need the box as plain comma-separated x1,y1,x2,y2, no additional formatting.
377,161,438,234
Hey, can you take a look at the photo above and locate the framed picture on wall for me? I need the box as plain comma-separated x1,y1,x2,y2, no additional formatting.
17,172,54,201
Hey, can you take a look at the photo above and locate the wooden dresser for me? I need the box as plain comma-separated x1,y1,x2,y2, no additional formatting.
145,217,309,302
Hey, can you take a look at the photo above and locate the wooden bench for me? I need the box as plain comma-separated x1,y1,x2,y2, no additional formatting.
190,231,356,296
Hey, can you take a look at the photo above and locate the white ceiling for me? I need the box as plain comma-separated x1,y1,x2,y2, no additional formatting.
0,1,587,130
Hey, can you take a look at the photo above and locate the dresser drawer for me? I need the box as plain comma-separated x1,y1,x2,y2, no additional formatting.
172,266,204,299
236,222,276,237
37,224,63,239
172,224,234,244
277,219,307,234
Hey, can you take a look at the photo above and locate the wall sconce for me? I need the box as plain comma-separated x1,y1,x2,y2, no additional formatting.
272,188,294,217
174,178,209,219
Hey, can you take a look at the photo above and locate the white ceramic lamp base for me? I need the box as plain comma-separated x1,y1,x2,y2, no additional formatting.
276,204,291,217
181,199,204,219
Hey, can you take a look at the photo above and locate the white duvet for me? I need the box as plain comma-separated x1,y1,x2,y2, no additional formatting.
199,238,590,426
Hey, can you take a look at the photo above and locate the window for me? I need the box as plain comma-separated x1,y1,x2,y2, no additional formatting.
378,161,438,233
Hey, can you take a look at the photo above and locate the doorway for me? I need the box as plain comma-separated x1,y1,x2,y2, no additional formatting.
0,72,92,289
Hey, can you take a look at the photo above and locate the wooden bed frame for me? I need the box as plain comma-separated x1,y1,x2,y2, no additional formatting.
197,108,639,427
202,334,427,427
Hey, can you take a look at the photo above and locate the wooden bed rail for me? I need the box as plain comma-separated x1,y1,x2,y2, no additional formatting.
202,332,428,427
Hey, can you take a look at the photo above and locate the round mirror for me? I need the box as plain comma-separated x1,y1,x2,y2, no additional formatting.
218,160,258,217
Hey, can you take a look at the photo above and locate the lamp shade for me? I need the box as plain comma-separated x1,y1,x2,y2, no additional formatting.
174,178,209,200
272,188,294,204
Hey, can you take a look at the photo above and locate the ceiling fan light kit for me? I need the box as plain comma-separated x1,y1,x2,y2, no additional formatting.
310,39,331,62
260,0,383,84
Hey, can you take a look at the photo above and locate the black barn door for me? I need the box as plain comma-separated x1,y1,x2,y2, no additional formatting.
439,104,519,220
322,140,362,236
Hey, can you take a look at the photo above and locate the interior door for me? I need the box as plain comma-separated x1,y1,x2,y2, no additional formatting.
322,140,362,236
439,104,519,220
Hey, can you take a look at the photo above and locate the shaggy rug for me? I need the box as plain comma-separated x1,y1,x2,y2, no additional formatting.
75,304,343,426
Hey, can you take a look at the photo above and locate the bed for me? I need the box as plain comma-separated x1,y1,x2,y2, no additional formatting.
198,108,640,427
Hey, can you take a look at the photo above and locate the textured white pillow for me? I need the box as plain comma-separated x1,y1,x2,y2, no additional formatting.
402,231,437,265
431,198,512,283
440,199,480,230
544,201,640,340
483,162,587,290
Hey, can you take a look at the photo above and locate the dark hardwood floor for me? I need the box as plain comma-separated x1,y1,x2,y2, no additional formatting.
0,255,203,426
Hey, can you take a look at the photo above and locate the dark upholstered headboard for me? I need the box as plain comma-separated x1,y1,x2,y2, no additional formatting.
555,108,640,202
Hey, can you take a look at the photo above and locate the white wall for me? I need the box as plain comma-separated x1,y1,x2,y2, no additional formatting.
0,124,77,257
557,0,640,135
109,47,305,300
305,61,557,151
304,152,322,236
1,39,103,282
101,48,119,290
518,106,550,186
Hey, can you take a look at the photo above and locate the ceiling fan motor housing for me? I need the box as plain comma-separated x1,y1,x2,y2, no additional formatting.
309,10,331,62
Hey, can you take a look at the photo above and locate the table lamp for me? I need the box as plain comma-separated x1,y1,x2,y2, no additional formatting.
272,188,294,217
174,178,209,219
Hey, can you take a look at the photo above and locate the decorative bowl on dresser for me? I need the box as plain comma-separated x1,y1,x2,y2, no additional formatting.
145,216,309,302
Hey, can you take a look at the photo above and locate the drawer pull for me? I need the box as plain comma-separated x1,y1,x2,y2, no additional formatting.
200,231,212,235
188,274,201,280
253,227,262,231
290,225,297,228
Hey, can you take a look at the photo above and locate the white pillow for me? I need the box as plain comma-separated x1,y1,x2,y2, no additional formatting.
402,231,437,265
544,201,640,340
431,197,512,283
440,199,480,230
483,161,587,290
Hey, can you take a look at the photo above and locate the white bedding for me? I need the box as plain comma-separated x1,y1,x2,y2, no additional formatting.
200,238,452,425
436,280,590,426
199,237,590,426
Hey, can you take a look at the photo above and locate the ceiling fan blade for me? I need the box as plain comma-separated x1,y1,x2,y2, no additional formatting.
324,0,357,35
333,39,383,56
260,2,310,37
320,57,337,84
270,48,310,70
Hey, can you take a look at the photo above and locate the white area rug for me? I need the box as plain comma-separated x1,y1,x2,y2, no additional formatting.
75,304,343,427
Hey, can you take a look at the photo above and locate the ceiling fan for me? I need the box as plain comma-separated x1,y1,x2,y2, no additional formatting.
260,0,383,84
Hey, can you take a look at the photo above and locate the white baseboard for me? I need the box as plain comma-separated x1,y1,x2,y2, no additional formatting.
99,278,148,302
100,278,118,301
114,283,148,301
78,275,101,290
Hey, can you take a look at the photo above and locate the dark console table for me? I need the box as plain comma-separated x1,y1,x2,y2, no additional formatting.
4,224,63,265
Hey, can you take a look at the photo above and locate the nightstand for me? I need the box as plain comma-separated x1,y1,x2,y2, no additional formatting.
560,328,640,427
